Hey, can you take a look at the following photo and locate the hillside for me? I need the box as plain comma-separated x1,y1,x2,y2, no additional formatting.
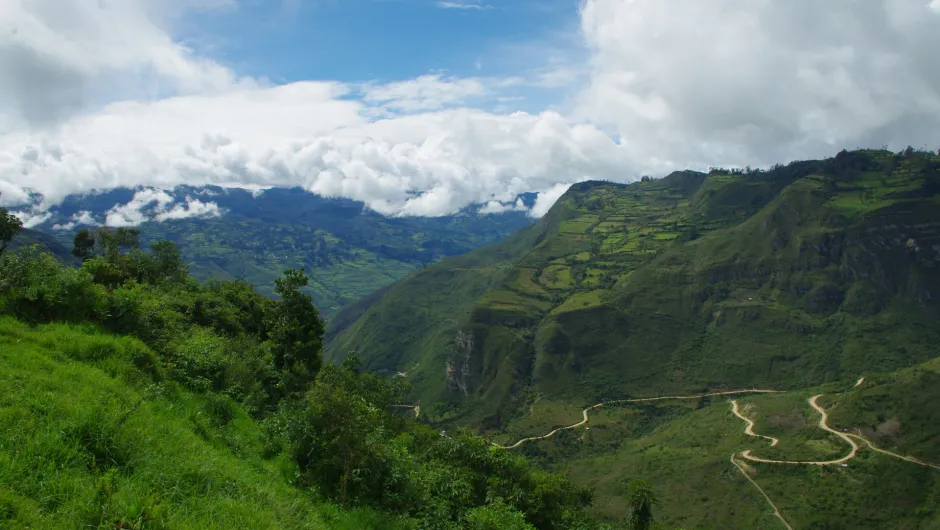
0,235,605,529
504,358,940,529
32,186,534,315
326,148,940,429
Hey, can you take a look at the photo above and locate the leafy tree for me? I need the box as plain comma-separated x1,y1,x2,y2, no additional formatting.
150,240,187,282
625,479,658,530
71,228,97,261
0,198,23,256
96,227,141,261
265,268,324,389
275,355,408,507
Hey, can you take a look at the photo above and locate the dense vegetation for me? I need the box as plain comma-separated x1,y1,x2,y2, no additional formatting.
35,186,534,315
0,216,614,529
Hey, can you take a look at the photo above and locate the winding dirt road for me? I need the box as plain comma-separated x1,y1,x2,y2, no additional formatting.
495,389,781,450
491,384,937,529
731,399,780,448
730,393,939,529
736,395,859,466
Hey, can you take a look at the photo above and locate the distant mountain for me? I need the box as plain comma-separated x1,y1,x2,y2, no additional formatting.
8,228,77,265
326,148,940,428
29,186,536,314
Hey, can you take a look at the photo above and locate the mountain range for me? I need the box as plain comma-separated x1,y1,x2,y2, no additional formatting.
16,186,536,314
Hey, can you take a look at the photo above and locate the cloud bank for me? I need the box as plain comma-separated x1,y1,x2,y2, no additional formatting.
1,0,939,221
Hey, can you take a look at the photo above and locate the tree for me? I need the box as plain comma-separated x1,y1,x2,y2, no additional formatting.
150,240,187,282
265,268,324,387
96,227,140,261
72,229,97,261
0,204,23,257
625,479,658,530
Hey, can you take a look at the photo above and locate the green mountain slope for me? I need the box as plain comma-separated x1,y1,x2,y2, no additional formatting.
326,149,940,428
9,228,78,264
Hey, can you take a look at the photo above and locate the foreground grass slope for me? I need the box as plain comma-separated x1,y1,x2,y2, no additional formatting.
327,148,940,430
0,318,396,529
0,234,605,529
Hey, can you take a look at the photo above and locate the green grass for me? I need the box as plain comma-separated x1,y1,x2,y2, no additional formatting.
0,317,404,529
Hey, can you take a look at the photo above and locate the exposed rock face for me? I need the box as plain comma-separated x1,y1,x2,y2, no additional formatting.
445,329,476,395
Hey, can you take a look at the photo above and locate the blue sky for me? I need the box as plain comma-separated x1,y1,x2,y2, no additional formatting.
178,0,581,87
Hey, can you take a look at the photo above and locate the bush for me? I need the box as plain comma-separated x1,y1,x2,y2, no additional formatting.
0,246,108,324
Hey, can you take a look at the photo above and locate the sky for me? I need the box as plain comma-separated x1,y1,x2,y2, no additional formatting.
2,0,940,226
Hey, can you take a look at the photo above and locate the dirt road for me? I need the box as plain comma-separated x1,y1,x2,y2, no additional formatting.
736,395,859,466
731,399,780,448
496,389,781,450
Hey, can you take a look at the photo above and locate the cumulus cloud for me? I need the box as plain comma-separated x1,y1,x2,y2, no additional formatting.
0,0,250,128
478,197,529,215
530,183,575,218
576,0,940,172
154,197,221,222
11,210,51,229
104,189,220,226
52,210,100,231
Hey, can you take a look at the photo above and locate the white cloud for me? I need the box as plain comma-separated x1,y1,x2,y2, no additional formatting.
478,197,528,215
931,0,940,12
103,189,221,226
360,74,487,112
0,0,252,128
154,197,221,221
576,0,940,173
436,1,493,10
11,210,51,229
105,189,177,227
530,183,574,218
52,210,99,230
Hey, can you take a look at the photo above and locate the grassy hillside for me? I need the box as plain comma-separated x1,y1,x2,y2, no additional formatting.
0,318,398,529
0,239,606,529
327,148,940,430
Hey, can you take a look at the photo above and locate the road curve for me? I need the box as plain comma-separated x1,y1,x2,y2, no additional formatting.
495,389,781,450
736,395,860,466
731,399,780,448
